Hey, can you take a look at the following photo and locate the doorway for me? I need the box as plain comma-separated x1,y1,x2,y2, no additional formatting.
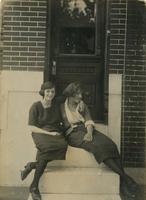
45,0,106,120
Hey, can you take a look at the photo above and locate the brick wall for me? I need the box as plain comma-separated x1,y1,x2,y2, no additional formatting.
123,0,146,167
2,0,47,71
109,0,146,167
108,0,127,74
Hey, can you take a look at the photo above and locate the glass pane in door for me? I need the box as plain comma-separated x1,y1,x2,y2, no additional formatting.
55,0,97,55
60,27,95,54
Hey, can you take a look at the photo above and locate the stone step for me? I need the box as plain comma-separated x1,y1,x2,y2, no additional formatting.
28,193,121,200
40,167,119,194
48,146,104,168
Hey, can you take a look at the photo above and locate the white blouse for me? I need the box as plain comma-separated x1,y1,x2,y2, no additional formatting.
64,99,95,128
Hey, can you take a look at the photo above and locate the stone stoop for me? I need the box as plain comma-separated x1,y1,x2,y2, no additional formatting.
28,194,121,200
28,146,121,200
39,167,119,194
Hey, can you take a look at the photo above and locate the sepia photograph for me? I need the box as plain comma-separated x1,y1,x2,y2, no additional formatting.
0,0,145,200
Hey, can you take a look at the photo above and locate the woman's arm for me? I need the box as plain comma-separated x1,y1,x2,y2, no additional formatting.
29,125,60,136
83,124,94,142
28,103,60,136
86,124,94,135
79,102,94,142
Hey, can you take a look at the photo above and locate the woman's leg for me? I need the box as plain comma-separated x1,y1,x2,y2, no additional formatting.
103,158,125,177
30,159,48,189
103,157,139,198
30,159,50,200
104,158,138,186
21,162,37,181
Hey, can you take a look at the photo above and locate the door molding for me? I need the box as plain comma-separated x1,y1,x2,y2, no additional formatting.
45,0,108,121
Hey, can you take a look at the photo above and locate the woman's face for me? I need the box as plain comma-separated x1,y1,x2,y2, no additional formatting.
44,88,55,101
71,90,82,104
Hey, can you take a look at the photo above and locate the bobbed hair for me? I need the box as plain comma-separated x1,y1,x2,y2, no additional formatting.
39,81,55,96
63,82,83,97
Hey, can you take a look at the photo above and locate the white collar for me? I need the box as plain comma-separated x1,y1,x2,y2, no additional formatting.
64,98,85,124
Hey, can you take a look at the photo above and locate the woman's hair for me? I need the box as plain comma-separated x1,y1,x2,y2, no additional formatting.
39,81,55,96
63,82,83,97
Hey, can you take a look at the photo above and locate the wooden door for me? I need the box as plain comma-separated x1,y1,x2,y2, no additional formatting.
45,0,106,120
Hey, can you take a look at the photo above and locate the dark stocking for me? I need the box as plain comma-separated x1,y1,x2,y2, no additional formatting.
30,159,49,189
29,162,37,169
103,158,125,177
103,158,138,192
21,161,38,181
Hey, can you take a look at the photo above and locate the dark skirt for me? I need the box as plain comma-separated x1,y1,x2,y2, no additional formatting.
66,124,120,163
32,132,68,161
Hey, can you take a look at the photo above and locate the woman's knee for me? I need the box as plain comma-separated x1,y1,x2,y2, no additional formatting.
37,159,48,169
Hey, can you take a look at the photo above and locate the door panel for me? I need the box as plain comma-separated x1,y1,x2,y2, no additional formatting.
46,0,106,120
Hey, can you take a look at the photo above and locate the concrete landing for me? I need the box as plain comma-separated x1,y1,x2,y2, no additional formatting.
29,147,121,200
40,167,119,194
28,193,121,200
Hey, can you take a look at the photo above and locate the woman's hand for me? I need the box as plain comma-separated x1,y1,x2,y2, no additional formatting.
53,132,61,136
29,126,61,136
84,124,94,143
47,131,61,136
83,132,93,142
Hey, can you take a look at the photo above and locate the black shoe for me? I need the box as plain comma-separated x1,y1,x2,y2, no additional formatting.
21,162,33,181
125,175,139,192
120,181,136,199
30,187,41,200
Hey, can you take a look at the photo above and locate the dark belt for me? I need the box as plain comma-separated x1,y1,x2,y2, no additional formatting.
65,122,83,136
65,126,73,136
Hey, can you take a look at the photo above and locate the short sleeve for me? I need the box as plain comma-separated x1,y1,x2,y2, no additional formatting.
28,103,38,126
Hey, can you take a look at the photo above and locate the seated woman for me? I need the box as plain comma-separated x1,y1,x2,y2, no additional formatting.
21,81,68,200
60,82,138,198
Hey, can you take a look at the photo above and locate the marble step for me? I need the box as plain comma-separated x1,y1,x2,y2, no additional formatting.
40,167,119,194
48,146,104,168
28,193,121,200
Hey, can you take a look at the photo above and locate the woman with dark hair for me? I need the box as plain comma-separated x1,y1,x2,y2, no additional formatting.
21,81,67,200
60,82,138,198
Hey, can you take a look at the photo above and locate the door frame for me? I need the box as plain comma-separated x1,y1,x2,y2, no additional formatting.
44,0,110,123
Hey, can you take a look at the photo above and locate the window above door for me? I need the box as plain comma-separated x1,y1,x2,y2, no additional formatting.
52,0,102,56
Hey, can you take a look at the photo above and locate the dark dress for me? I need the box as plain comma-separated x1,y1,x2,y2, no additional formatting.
28,100,68,161
66,124,120,163
61,103,120,164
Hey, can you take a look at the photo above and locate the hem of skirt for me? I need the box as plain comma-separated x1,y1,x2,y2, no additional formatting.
98,155,119,164
36,156,66,161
